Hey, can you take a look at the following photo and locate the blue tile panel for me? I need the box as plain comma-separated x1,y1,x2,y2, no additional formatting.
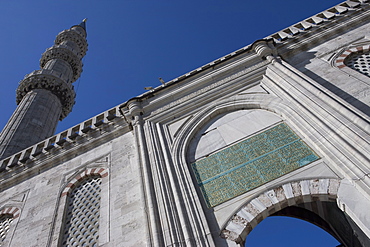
191,123,319,207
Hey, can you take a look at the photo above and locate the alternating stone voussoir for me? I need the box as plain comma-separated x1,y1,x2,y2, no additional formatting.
220,179,341,243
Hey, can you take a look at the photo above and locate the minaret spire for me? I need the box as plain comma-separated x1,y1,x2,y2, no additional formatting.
0,21,88,160
78,18,87,31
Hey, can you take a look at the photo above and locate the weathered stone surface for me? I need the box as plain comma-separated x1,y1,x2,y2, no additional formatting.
1,3,370,247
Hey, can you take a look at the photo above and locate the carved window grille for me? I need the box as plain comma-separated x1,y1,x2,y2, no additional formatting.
345,51,370,77
60,176,102,247
0,215,13,246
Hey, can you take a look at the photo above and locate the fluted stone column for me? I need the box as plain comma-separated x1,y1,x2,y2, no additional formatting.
0,20,88,160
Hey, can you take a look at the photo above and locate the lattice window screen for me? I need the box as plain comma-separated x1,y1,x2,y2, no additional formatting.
0,215,13,246
61,176,102,247
345,51,370,77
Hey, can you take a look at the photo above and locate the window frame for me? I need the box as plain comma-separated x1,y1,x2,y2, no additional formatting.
335,45,370,84
0,207,20,247
51,168,109,247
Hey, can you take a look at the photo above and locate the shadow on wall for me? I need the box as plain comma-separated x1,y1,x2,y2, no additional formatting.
303,68,370,118
283,50,370,119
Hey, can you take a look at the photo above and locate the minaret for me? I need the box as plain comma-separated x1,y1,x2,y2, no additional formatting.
0,20,88,160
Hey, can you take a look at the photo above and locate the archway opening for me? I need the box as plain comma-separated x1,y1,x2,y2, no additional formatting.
243,201,367,247
245,216,341,247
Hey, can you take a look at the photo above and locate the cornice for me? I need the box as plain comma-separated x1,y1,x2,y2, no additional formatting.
275,2,370,58
0,106,130,190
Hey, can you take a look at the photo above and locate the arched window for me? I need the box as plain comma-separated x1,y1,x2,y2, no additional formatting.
0,215,13,245
0,207,20,246
60,176,102,247
56,167,108,247
335,45,370,78
344,51,370,77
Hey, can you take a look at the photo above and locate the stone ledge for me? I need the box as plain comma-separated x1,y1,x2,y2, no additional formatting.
0,106,127,183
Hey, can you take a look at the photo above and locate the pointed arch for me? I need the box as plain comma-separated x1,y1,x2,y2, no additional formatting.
50,167,109,247
335,45,370,69
169,94,320,244
170,92,370,245
172,94,289,162
60,167,108,197
0,206,21,246
60,176,102,246
0,207,20,219
219,178,341,244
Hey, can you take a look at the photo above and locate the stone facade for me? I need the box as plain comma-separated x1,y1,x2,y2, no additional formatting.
1,1,370,246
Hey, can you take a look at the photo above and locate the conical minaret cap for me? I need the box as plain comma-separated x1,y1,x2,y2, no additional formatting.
79,18,87,30
71,18,87,38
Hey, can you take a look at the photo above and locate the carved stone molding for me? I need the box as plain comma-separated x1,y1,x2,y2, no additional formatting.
61,167,109,197
335,45,370,69
55,30,88,57
0,207,20,219
16,73,76,119
252,40,275,60
220,178,341,244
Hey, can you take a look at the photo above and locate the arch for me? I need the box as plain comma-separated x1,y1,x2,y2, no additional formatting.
172,94,293,164
0,207,20,219
187,108,282,162
219,178,341,244
0,207,20,245
49,167,109,246
60,167,108,197
171,94,315,208
169,93,369,245
60,175,102,247
169,94,328,244
335,45,370,69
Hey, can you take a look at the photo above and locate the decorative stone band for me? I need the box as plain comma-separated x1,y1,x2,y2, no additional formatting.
220,178,341,244
16,72,76,119
61,168,108,197
0,207,20,219
268,1,364,43
335,45,370,68
55,30,88,58
0,106,122,175
40,46,83,82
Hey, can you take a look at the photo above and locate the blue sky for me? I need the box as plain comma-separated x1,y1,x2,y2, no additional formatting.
0,0,344,246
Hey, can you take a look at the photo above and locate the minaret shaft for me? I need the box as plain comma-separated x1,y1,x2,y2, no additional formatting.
0,21,87,160
0,89,61,158
43,59,74,82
